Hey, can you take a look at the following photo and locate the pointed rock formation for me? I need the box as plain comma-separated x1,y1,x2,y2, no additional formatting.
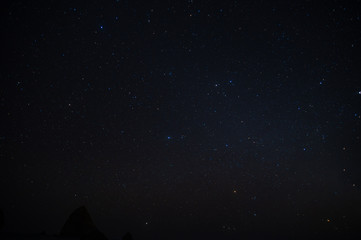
60,206,107,240
122,232,133,240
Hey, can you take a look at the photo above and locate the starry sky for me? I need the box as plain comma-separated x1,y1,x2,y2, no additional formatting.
1,0,361,239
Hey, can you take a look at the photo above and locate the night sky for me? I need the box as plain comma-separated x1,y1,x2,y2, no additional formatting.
1,0,361,239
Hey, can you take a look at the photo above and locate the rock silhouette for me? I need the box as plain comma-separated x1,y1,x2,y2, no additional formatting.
122,232,133,240
60,206,107,240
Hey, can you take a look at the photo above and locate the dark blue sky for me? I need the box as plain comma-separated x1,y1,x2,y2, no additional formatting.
1,0,361,239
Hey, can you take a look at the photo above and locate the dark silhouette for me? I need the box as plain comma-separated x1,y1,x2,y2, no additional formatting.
60,206,107,240
122,232,133,240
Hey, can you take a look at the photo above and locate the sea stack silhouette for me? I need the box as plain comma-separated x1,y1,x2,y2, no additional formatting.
60,206,107,240
122,232,133,240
